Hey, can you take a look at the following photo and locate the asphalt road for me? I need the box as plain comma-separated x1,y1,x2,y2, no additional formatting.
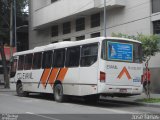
0,91,160,120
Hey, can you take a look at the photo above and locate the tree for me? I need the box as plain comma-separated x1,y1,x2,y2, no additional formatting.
0,0,10,44
0,0,28,45
0,44,9,88
111,33,160,63
0,0,28,88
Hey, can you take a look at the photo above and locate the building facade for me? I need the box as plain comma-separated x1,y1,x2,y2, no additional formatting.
29,0,160,93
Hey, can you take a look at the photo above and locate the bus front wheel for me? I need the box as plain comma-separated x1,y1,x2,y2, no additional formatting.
16,83,28,97
54,84,64,102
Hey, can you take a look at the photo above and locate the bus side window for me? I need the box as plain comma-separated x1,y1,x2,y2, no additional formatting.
42,51,53,69
80,43,98,67
65,46,80,67
18,55,24,70
10,59,17,78
24,54,33,70
33,52,42,69
53,49,65,68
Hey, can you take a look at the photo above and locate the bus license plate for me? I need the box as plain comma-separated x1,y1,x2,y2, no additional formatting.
119,89,127,93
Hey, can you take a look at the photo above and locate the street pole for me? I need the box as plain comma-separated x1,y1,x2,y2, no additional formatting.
104,0,106,37
14,0,17,51
10,1,13,57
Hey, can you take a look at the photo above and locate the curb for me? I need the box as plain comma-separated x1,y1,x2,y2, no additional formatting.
136,102,160,108
0,88,16,92
100,99,160,108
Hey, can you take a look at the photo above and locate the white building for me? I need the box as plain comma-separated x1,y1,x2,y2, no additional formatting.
29,0,160,93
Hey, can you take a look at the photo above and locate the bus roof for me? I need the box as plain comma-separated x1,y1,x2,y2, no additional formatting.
13,37,141,56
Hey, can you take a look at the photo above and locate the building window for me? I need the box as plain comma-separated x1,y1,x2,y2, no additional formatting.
51,25,58,37
63,22,71,34
51,0,58,3
153,20,160,34
65,47,80,67
76,18,85,31
63,38,71,41
76,35,85,41
152,0,160,13
51,41,58,43
91,32,101,38
91,13,100,28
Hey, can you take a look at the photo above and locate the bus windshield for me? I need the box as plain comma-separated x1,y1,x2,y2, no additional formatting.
101,39,142,63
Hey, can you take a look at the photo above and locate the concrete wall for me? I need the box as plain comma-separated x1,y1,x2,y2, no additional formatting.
33,0,95,28
29,0,152,48
105,0,151,35
33,0,50,11
150,68,160,93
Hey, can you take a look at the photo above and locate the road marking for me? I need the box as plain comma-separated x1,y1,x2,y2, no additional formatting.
26,112,60,120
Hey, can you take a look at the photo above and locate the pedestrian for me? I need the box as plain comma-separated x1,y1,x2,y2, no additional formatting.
143,68,151,94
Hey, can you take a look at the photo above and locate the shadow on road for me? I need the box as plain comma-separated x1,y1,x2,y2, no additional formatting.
24,93,144,109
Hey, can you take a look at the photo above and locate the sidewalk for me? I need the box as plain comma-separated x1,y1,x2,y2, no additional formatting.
0,85,16,92
102,93,160,108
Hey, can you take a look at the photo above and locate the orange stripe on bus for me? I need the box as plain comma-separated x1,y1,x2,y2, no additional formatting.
56,68,68,82
48,68,60,87
41,69,51,88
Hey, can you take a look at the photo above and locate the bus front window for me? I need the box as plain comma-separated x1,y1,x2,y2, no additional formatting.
10,59,17,78
101,39,142,63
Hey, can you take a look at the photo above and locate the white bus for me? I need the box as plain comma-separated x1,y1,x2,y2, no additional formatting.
10,37,143,102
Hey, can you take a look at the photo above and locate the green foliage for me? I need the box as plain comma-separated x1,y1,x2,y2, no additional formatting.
111,33,160,61
0,0,28,44
138,34,160,60
16,0,29,16
111,33,137,40
0,0,10,43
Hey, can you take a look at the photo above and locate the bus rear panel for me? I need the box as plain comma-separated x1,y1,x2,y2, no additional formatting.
98,39,143,97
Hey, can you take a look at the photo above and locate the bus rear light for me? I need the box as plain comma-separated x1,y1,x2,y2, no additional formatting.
100,71,106,82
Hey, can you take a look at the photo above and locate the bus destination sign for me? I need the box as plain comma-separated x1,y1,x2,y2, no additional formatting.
107,41,133,62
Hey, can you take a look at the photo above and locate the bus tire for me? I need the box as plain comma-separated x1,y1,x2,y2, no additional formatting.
16,83,28,97
54,84,64,102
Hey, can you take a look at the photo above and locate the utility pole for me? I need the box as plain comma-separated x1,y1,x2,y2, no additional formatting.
104,0,106,37
10,0,13,56
14,0,17,51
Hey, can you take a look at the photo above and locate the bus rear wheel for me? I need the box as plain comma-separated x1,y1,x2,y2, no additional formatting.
16,83,28,97
54,84,65,102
